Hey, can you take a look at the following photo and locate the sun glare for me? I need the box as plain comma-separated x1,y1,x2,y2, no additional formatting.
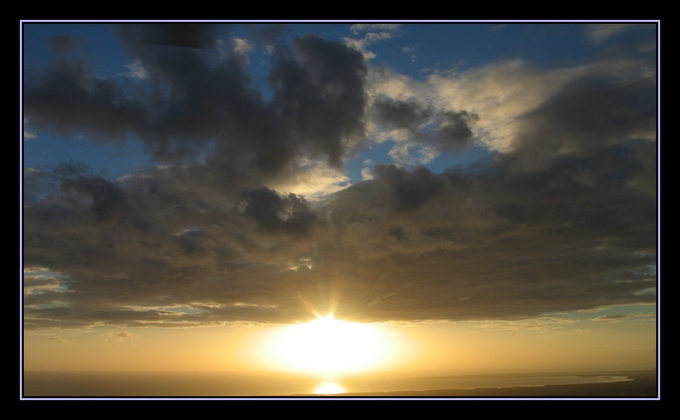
265,315,395,376
314,382,346,395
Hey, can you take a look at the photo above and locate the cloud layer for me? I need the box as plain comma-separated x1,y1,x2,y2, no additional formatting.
23,24,657,330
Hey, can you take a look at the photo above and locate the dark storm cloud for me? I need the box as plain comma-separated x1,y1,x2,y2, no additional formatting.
23,56,148,141
315,151,656,321
371,98,478,153
269,34,367,166
23,25,657,329
60,174,129,223
23,143,656,327
372,98,433,130
436,110,479,151
511,71,656,171
373,164,447,212
24,27,369,179
23,162,324,329
240,187,317,237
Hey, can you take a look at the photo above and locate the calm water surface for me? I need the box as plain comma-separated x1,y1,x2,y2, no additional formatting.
23,371,631,397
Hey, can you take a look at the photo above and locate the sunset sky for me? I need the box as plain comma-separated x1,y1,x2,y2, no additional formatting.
21,22,657,388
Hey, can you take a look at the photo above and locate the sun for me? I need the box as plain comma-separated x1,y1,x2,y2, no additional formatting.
265,315,395,376
314,381,346,395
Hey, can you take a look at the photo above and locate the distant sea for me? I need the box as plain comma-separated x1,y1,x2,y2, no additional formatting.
22,370,653,398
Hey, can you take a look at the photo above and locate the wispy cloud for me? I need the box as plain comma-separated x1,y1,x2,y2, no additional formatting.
471,316,578,333
103,331,135,340
124,60,146,79
345,24,401,60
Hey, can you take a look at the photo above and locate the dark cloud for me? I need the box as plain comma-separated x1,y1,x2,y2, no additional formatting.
436,110,479,152
269,34,368,166
60,175,129,223
240,187,317,237
23,57,148,142
388,225,408,242
22,148,656,327
371,98,478,153
511,71,656,171
374,164,447,212
315,136,655,321
25,29,369,183
174,228,209,257
372,98,433,130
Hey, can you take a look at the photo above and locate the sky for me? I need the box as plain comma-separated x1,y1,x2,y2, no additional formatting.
21,22,658,386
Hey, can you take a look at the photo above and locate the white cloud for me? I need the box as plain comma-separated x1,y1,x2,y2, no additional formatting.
365,32,393,43
388,141,440,166
344,37,376,60
232,37,253,57
345,28,398,60
361,167,374,181
125,60,146,79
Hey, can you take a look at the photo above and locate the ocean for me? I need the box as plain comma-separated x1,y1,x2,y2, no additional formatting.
22,370,635,398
